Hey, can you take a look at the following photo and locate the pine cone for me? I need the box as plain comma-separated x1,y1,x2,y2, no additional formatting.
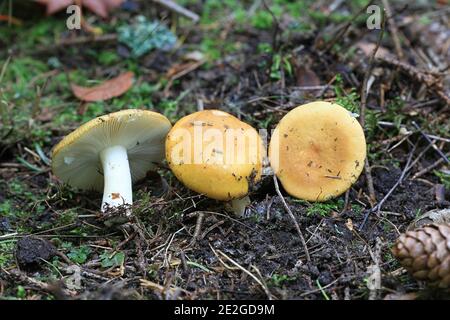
391,224,450,289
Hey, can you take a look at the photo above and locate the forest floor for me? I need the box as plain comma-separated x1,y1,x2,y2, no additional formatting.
0,0,449,300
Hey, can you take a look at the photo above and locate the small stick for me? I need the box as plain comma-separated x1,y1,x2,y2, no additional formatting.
215,248,273,300
364,160,377,204
273,176,311,262
411,121,449,164
8,269,74,298
412,156,448,180
201,220,224,239
360,11,385,127
189,211,204,246
322,0,375,52
152,0,199,22
34,34,117,55
262,0,280,53
381,0,404,59
266,195,274,220
359,12,386,204
359,145,416,230
435,184,446,205
405,143,434,172
377,56,450,105
179,250,189,272
340,189,350,215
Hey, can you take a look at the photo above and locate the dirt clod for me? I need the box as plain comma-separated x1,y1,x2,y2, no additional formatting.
15,237,57,268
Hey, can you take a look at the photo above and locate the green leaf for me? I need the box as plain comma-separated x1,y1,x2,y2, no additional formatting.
17,285,26,299
100,251,125,268
118,16,177,58
67,246,91,264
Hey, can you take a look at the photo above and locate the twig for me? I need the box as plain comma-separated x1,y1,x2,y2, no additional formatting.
363,160,377,205
185,210,257,232
359,144,416,230
340,189,350,215
322,1,374,52
164,59,206,94
377,56,450,105
273,176,310,262
34,34,117,54
359,11,386,204
201,220,224,239
8,269,74,298
266,195,274,220
140,279,190,297
378,121,450,142
0,232,17,240
189,211,204,246
152,0,199,22
381,0,404,59
360,11,385,126
412,156,448,180
262,0,280,53
214,248,273,300
405,143,434,172
411,121,449,164
299,276,341,297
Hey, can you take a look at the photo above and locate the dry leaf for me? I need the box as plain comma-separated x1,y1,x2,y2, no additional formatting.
410,208,450,229
166,62,195,78
35,0,124,18
356,41,392,60
295,65,321,87
71,71,134,102
345,218,354,231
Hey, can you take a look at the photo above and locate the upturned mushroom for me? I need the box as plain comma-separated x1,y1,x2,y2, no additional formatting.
269,101,366,201
166,110,264,215
52,109,171,214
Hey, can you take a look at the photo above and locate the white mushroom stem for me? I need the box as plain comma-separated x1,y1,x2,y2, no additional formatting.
100,145,132,214
230,195,251,216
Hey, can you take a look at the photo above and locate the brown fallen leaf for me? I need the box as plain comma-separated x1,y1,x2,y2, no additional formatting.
295,65,321,87
34,0,124,18
355,41,392,60
71,71,134,102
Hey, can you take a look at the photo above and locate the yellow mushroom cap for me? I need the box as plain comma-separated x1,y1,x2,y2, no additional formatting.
52,109,171,191
269,101,366,201
166,110,264,201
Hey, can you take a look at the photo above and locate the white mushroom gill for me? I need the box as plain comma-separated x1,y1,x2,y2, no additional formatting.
100,145,132,214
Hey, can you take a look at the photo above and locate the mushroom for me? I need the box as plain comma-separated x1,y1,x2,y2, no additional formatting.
166,110,264,215
269,101,366,201
52,109,172,214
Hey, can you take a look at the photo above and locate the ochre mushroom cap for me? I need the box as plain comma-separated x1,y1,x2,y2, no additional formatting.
52,109,171,191
269,101,366,201
166,110,264,201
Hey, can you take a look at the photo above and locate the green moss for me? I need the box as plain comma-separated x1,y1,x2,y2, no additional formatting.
0,240,15,268
269,273,296,287
334,74,360,113
251,10,274,30
97,51,120,66
434,170,450,189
